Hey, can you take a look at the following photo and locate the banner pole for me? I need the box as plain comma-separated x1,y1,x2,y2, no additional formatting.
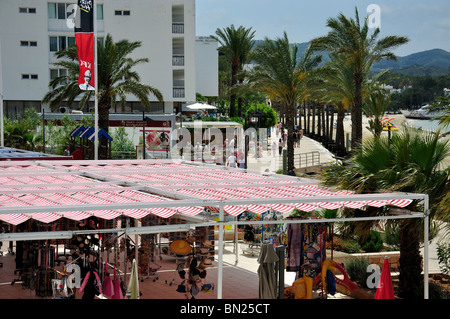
93,1,98,160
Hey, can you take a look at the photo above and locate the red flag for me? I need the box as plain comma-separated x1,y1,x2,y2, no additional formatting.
375,257,395,299
75,0,95,91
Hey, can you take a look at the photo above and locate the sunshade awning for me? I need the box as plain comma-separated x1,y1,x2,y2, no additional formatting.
0,160,414,226
185,102,217,110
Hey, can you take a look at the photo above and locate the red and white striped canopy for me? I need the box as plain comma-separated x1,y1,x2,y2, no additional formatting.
0,160,414,225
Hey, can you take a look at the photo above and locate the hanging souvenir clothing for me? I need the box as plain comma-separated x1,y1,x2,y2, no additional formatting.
79,268,102,299
286,223,302,272
111,266,124,299
52,276,74,299
35,269,56,297
102,262,114,298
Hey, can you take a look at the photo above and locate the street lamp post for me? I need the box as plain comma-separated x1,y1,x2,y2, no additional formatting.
142,111,146,159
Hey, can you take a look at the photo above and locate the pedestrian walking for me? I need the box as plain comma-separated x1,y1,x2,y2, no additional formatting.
278,138,283,156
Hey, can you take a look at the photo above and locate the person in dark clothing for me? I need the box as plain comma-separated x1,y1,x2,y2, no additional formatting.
288,167,297,176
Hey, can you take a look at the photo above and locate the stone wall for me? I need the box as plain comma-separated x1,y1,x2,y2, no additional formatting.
332,250,401,272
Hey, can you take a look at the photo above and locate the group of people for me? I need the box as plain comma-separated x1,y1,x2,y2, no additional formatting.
272,123,303,157
226,149,246,169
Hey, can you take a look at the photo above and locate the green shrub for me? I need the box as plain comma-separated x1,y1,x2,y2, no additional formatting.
437,243,450,276
359,230,383,253
415,281,448,299
383,224,400,250
327,237,361,254
345,257,370,287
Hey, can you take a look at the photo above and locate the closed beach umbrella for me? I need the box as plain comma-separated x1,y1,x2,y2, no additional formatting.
126,259,140,299
257,244,279,299
375,257,394,299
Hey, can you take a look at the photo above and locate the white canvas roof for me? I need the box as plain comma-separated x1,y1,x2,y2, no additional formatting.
0,159,430,298
0,159,416,226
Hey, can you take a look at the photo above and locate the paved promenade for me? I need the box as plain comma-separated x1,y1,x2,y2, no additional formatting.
245,129,337,174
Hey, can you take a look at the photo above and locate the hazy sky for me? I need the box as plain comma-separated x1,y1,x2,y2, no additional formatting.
196,0,450,56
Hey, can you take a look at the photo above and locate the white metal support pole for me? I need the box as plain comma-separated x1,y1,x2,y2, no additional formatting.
217,205,224,299
93,3,98,160
235,216,239,265
424,195,429,299
0,36,4,147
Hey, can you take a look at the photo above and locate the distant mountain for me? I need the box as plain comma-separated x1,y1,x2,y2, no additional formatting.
373,48,450,70
253,41,450,76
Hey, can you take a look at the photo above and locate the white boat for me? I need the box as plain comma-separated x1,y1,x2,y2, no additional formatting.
400,105,445,120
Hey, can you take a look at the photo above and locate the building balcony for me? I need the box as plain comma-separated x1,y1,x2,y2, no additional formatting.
172,23,184,34
172,55,184,67
173,87,185,98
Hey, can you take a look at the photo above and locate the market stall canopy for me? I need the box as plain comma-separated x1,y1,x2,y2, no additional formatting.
185,102,217,110
0,159,418,228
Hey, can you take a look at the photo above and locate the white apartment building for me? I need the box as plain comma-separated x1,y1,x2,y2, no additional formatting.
0,0,218,119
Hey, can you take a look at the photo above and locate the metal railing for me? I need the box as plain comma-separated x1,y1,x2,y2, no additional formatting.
172,23,184,34
274,151,321,171
297,151,320,168
173,87,185,98
172,56,185,66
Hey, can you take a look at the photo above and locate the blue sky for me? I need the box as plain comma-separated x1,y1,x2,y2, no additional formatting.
196,0,450,56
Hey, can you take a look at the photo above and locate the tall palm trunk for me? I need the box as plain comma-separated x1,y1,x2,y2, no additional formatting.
237,78,244,117
335,106,345,147
321,104,326,139
317,104,322,137
329,105,335,142
303,102,307,133
311,102,316,136
352,72,363,150
229,62,239,117
325,105,330,140
398,219,423,299
286,104,295,170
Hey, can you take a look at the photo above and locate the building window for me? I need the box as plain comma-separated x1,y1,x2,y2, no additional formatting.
22,74,38,80
19,7,36,14
97,4,103,20
20,41,37,47
50,37,58,52
48,3,68,19
50,36,75,52
59,36,66,51
50,69,68,81
67,37,75,47
115,10,130,16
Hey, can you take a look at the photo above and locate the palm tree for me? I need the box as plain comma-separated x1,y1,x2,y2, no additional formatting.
321,127,450,298
212,25,256,117
43,34,163,159
247,32,321,170
363,91,391,137
4,123,42,151
311,7,409,150
311,53,360,149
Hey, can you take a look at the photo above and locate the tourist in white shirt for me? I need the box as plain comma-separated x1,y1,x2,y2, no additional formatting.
227,154,237,168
